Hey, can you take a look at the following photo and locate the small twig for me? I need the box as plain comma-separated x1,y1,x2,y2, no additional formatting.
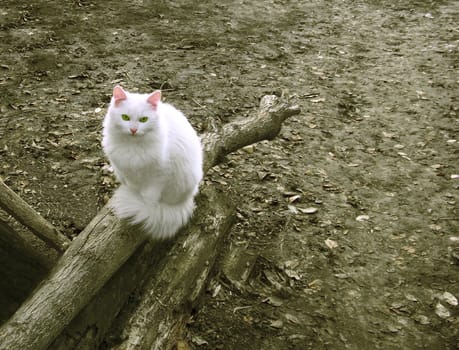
233,305,253,313
191,98,206,109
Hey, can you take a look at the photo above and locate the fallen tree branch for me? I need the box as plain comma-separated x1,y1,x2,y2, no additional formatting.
0,178,70,252
0,95,300,350
50,187,233,350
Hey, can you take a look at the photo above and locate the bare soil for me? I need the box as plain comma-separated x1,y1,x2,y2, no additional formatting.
0,0,458,349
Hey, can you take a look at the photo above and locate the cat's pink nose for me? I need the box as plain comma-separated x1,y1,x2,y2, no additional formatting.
130,127,137,135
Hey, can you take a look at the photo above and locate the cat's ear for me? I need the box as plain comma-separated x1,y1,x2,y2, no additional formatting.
147,90,161,110
113,85,127,106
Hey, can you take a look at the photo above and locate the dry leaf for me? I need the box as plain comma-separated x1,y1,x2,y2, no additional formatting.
356,215,370,222
435,303,450,319
298,207,318,214
311,97,326,103
441,291,458,306
414,315,430,325
285,313,300,324
262,296,284,307
325,238,338,249
191,336,208,346
243,145,255,154
288,194,301,203
269,319,284,329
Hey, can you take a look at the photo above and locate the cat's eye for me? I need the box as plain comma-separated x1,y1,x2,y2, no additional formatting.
139,116,148,123
121,114,130,121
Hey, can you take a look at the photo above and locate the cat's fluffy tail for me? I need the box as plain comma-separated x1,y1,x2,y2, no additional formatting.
112,185,195,239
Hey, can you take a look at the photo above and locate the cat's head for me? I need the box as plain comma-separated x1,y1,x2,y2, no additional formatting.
107,85,161,137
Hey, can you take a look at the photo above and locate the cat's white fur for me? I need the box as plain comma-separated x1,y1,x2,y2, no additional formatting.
102,86,203,238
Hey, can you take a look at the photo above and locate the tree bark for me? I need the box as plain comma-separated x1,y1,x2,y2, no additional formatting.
0,95,300,350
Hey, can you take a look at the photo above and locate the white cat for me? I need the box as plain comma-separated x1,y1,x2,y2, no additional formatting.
102,85,203,238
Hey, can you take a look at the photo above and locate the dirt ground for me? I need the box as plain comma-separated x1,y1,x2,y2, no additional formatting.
1,0,458,349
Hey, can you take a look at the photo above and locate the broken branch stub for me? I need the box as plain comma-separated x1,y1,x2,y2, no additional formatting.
202,95,300,172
